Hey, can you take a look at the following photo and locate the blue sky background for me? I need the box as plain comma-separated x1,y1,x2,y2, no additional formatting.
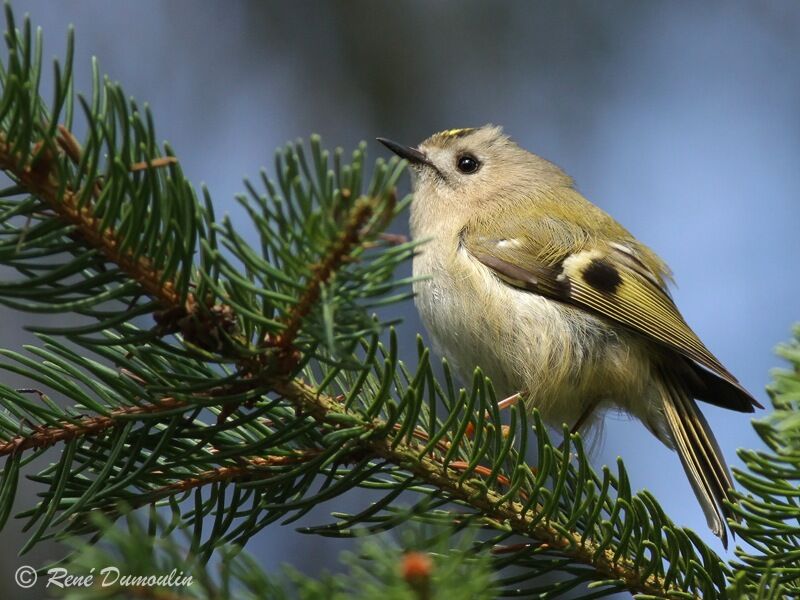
2,2,800,597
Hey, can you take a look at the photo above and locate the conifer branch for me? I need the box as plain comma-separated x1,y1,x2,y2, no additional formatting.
268,195,376,354
0,6,794,598
274,378,692,599
0,396,186,456
0,132,182,307
145,450,320,499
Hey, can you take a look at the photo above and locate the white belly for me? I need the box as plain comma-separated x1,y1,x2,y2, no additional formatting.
413,242,659,431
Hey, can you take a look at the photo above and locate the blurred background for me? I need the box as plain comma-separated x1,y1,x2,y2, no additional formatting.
2,0,800,596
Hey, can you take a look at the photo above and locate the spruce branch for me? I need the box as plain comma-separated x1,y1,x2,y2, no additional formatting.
267,194,376,354
144,450,321,501
0,5,797,599
54,514,497,600
0,395,185,456
273,379,702,599
727,326,800,597
0,130,182,307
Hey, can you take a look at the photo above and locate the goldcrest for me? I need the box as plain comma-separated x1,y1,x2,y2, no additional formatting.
378,126,760,546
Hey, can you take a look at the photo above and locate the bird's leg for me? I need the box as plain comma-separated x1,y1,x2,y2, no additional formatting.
497,391,522,411
555,399,600,453
569,399,599,436
466,391,524,440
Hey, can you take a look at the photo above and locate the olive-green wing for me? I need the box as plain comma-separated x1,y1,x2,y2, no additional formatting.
463,229,760,411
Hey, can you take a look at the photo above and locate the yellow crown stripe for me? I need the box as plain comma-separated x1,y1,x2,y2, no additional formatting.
436,128,476,139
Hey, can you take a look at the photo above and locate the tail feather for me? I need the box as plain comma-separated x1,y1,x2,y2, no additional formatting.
659,372,736,548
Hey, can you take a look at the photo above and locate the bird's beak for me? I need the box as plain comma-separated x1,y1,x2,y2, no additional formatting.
376,137,430,167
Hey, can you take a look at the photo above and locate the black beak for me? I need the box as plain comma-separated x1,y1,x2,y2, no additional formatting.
376,137,430,166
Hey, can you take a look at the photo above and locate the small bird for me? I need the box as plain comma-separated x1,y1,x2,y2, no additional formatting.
378,125,761,546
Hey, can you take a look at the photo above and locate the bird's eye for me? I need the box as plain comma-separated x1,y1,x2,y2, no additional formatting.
456,154,480,174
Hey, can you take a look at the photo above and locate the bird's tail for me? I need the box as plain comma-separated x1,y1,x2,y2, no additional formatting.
659,370,736,548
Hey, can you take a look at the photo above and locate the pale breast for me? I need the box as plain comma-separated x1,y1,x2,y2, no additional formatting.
413,240,656,429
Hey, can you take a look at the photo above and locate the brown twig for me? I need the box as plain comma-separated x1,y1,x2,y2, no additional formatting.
0,397,188,457
267,196,374,354
0,133,181,307
144,450,320,500
491,542,539,555
128,156,178,173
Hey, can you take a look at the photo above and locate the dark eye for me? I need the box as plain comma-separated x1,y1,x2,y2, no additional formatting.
456,154,480,174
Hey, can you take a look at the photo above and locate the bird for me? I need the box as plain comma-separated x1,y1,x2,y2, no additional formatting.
377,125,761,547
